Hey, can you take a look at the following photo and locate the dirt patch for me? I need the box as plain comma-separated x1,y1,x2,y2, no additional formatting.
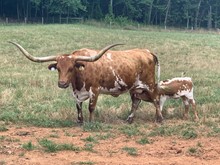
1,124,220,165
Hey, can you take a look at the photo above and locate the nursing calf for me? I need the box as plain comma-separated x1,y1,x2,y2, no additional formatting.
136,77,199,121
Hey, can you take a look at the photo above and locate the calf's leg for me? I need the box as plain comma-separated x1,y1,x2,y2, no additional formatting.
181,96,190,120
189,99,199,121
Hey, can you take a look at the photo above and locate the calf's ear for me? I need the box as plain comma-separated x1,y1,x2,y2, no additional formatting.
48,63,57,71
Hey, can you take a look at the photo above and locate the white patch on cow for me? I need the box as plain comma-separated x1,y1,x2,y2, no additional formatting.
146,49,150,53
173,88,193,99
159,95,168,111
160,77,192,85
106,53,113,61
99,67,128,94
89,87,95,98
72,83,94,103
67,55,72,59
128,113,134,118
134,75,150,91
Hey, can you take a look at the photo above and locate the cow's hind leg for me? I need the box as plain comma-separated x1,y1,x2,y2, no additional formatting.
153,99,164,123
127,93,141,124
76,102,83,124
88,91,99,122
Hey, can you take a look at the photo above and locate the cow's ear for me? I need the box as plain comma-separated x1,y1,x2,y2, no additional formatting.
48,63,57,71
75,62,85,71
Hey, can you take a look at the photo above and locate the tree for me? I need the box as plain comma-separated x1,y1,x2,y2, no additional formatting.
164,0,171,29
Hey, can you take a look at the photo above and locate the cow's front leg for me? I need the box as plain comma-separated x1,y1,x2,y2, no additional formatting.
189,99,199,121
76,102,83,123
88,90,99,122
127,93,141,124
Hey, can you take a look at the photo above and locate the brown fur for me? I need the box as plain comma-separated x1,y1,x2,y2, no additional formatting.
48,48,162,123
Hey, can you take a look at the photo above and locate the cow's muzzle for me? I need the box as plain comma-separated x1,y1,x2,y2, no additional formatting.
58,81,69,89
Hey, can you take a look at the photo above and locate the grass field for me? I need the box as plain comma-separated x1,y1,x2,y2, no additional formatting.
0,24,220,138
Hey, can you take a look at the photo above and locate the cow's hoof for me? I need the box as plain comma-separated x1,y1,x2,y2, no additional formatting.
77,120,83,125
183,114,189,120
126,117,133,124
155,116,164,124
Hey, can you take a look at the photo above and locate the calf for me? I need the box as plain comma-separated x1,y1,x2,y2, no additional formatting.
136,77,199,121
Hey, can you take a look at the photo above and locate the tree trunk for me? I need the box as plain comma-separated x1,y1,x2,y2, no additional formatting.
186,9,189,29
208,5,212,29
17,1,20,20
214,3,218,29
164,0,171,30
148,0,154,25
109,0,113,16
194,0,201,30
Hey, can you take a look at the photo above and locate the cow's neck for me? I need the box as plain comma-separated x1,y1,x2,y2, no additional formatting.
71,72,85,91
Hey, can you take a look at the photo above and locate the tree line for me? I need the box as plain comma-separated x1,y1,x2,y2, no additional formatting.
0,0,219,29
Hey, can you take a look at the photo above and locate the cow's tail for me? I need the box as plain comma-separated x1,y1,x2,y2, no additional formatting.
151,53,160,89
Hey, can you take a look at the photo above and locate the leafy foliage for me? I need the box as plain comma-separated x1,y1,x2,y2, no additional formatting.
1,0,220,28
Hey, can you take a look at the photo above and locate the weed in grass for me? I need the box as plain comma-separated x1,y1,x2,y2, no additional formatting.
39,139,58,152
148,125,176,137
187,147,200,156
49,134,59,138
22,141,35,151
18,152,25,157
64,132,77,137
0,126,8,132
197,142,202,147
58,143,80,152
0,136,5,141
119,125,141,137
122,147,138,156
136,137,150,145
83,122,109,132
95,133,114,140
82,135,97,143
38,138,80,153
181,128,198,139
84,143,95,152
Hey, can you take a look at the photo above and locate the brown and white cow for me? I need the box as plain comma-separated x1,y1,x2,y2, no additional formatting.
136,77,199,121
10,42,162,123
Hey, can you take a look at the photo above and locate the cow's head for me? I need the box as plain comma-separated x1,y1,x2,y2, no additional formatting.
9,42,122,88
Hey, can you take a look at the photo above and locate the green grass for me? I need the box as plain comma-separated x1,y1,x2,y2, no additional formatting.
0,24,220,138
22,141,36,151
0,125,8,132
136,137,150,145
38,138,80,153
122,147,138,156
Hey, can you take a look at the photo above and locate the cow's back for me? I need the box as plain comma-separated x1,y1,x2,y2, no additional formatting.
76,49,157,94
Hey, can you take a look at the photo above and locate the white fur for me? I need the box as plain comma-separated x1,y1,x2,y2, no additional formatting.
72,83,94,103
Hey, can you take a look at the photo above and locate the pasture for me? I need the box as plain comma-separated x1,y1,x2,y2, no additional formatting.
0,24,220,164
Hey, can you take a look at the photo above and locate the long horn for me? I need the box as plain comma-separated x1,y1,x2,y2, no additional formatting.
75,43,124,62
9,41,57,62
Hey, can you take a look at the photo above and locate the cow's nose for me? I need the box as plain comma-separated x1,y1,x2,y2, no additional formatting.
58,81,69,88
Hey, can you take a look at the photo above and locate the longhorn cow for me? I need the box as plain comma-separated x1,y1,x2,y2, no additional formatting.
10,42,163,123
